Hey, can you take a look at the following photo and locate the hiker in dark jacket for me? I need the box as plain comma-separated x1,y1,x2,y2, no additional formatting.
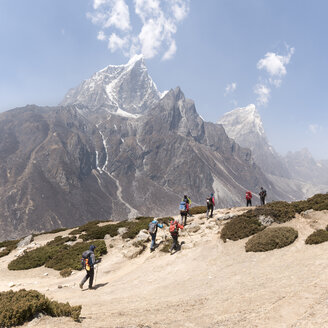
206,193,215,218
80,245,97,290
169,219,184,254
148,219,164,252
259,187,267,205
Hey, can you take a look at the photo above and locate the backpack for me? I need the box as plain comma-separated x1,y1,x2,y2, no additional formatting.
81,250,91,270
148,221,157,234
207,197,213,205
169,221,178,234
179,201,186,211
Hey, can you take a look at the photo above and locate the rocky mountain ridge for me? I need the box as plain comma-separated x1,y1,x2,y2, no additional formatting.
0,57,306,240
219,105,328,200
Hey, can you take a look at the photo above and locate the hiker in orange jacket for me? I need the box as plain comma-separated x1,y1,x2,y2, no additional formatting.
169,219,184,254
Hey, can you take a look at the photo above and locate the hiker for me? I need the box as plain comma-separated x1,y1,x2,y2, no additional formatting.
179,200,188,225
148,218,164,252
246,190,252,207
183,195,192,217
80,245,98,290
206,193,215,218
169,218,184,254
259,187,267,205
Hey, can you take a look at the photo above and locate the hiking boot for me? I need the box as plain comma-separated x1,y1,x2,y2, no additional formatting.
150,248,154,253
88,286,94,290
79,283,83,289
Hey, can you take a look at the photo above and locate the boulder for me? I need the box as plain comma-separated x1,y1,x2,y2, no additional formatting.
118,227,128,235
0,247,6,252
186,223,201,233
17,235,33,248
136,229,150,242
258,215,274,226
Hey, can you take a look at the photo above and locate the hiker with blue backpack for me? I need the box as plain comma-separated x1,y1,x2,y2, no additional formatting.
80,245,100,290
148,218,164,252
179,199,188,225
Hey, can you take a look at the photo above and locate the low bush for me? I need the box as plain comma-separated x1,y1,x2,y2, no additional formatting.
121,217,154,239
220,216,265,242
8,237,107,272
245,227,298,252
0,239,20,258
160,239,172,253
0,289,81,326
305,229,328,245
189,206,207,215
69,220,105,236
60,268,72,277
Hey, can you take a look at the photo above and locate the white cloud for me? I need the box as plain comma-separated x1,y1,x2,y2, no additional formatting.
108,33,129,52
254,84,270,106
309,124,322,134
257,47,295,77
97,30,107,41
254,45,294,106
87,0,189,59
162,40,177,60
224,82,237,96
170,0,189,21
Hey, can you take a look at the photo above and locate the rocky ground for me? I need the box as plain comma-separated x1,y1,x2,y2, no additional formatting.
1,207,328,328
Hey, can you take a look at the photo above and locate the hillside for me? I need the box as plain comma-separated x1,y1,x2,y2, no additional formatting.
1,199,328,327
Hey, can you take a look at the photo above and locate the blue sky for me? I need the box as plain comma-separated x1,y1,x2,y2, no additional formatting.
1,0,327,159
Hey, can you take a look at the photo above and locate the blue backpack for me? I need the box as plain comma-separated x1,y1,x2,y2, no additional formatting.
179,201,186,211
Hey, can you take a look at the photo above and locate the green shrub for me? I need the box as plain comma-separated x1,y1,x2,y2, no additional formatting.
189,206,207,215
45,240,107,271
0,239,20,258
8,237,106,272
69,220,105,236
220,216,265,242
160,239,172,253
132,240,147,255
0,289,81,326
60,268,72,277
305,229,328,245
79,224,121,241
121,217,154,239
245,227,298,252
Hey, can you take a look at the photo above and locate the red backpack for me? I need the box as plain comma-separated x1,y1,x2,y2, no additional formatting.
169,221,178,234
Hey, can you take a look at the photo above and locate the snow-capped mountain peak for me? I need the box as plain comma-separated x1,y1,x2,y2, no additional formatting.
219,104,265,140
60,55,160,116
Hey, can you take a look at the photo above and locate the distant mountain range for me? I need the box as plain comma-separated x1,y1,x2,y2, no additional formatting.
219,105,328,200
0,55,325,241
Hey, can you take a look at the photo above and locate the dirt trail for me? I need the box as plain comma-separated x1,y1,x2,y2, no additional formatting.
1,208,328,328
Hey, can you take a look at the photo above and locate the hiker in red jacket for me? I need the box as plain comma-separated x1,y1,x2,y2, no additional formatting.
169,219,184,254
246,191,252,207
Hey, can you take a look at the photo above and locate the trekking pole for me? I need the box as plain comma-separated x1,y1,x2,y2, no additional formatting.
94,263,99,286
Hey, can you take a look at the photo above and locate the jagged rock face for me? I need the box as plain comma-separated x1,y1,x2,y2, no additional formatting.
0,105,127,241
97,88,284,213
218,104,291,178
60,55,160,120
